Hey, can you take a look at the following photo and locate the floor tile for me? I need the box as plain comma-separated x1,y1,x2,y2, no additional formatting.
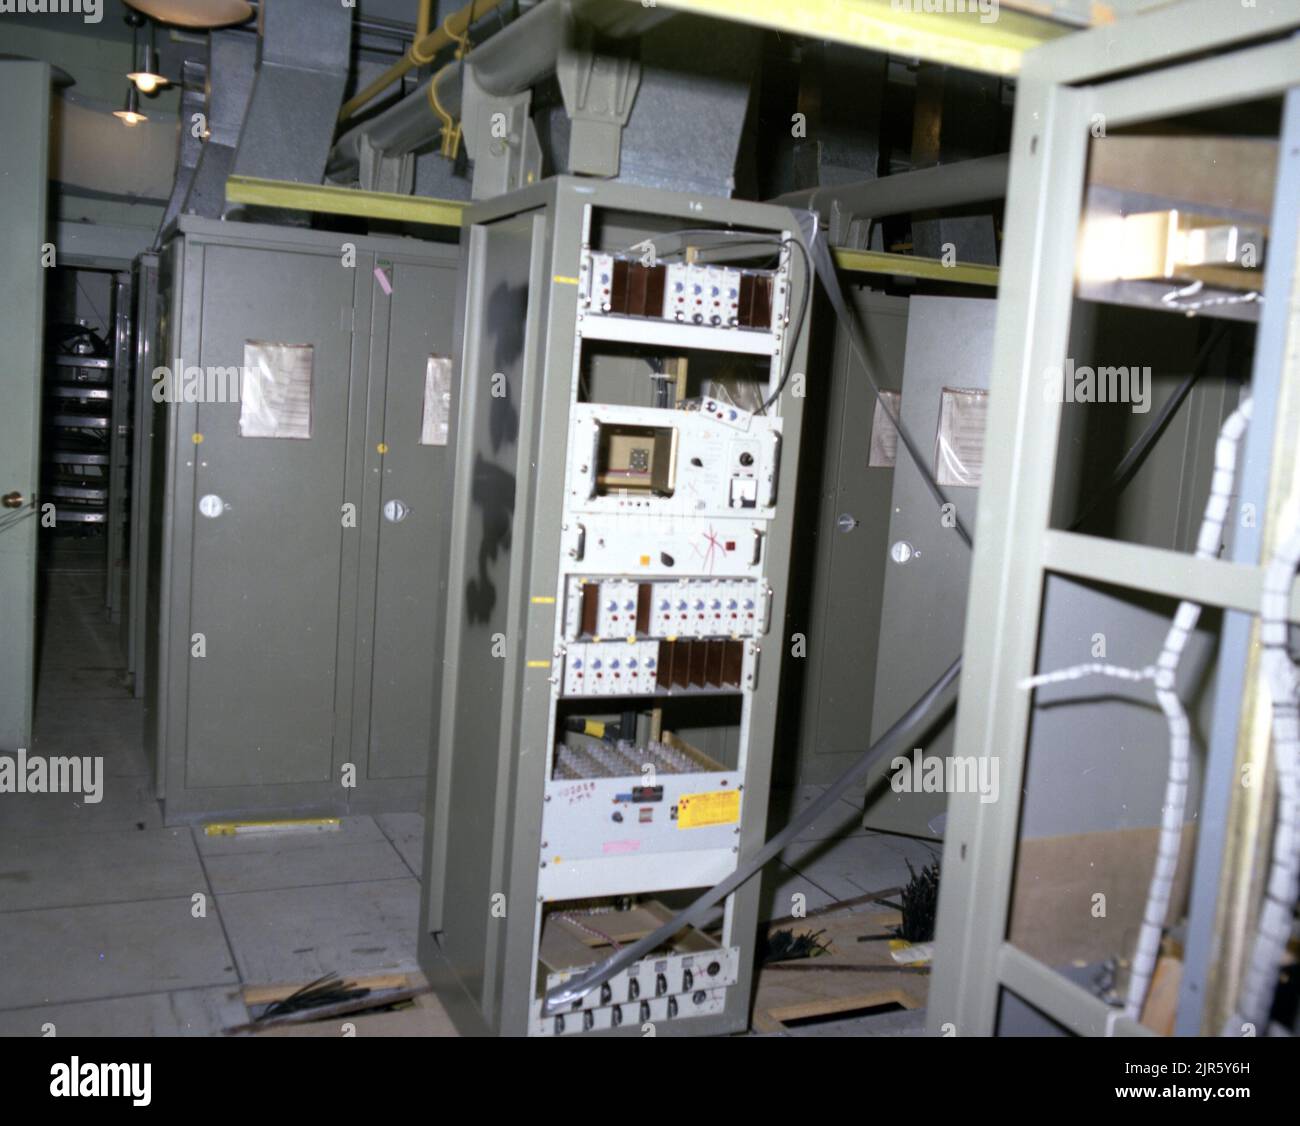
0,898,237,1009
781,832,940,900
375,811,424,877
217,878,420,985
759,860,837,922
198,816,409,894
0,827,204,912
0,986,247,1037
0,772,162,837
768,784,867,842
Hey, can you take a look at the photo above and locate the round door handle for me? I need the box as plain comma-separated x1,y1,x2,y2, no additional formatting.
2,491,25,509
383,499,411,523
198,494,225,518
836,512,859,533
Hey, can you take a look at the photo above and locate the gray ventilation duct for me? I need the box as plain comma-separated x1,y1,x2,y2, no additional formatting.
181,29,256,220
154,55,207,246
230,0,351,185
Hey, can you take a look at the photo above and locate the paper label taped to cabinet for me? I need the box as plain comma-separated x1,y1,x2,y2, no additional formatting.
677,789,741,829
935,387,988,487
868,390,901,468
239,342,313,439
421,355,453,446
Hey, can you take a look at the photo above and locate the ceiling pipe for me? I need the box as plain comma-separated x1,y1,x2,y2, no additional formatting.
330,0,671,180
772,152,1010,220
337,0,512,125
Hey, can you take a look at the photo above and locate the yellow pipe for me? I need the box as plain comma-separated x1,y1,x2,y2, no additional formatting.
416,0,432,41
338,0,507,125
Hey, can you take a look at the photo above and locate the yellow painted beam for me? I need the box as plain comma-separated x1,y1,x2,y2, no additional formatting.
653,0,1071,75
225,175,465,228
834,246,999,285
226,177,995,284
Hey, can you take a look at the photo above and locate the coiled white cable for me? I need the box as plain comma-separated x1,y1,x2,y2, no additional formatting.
1128,398,1251,1020
1224,514,1300,1035
1021,398,1254,1023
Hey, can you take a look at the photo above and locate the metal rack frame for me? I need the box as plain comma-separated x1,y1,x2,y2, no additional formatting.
928,2,1300,1036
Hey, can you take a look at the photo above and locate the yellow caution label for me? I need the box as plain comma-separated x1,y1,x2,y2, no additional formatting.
583,720,606,738
677,789,740,830
553,275,580,285
526,659,550,668
530,595,556,604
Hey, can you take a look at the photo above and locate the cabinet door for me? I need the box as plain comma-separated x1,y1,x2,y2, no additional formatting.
360,255,459,782
865,296,995,836
184,245,356,789
0,63,48,753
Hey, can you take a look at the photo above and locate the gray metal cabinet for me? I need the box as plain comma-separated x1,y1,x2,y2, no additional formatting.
864,295,996,835
785,289,910,789
145,217,458,822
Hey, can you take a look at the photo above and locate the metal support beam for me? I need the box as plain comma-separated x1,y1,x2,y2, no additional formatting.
647,0,1070,76
833,247,998,286
1041,530,1300,620
999,945,1153,1037
928,0,1300,1039
225,175,465,226
1181,84,1300,1036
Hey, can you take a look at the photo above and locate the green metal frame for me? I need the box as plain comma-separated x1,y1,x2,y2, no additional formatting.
928,0,1300,1036
419,176,811,1036
225,175,995,286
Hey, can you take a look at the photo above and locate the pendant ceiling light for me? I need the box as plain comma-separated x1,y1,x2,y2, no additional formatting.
113,84,148,127
127,17,169,94
124,1,253,30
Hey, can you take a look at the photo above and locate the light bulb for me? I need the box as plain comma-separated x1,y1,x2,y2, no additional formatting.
128,71,166,94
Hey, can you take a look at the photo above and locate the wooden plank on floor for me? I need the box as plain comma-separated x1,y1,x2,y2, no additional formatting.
752,905,929,1032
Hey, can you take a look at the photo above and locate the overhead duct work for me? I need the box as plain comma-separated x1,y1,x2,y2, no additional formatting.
611,14,759,197
330,0,759,201
154,56,208,246
180,29,257,220
229,0,351,187
173,0,350,223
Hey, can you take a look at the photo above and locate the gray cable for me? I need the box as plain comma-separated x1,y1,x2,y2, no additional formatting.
803,224,973,550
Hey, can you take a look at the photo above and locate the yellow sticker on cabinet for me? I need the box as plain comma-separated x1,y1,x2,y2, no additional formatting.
677,789,740,829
